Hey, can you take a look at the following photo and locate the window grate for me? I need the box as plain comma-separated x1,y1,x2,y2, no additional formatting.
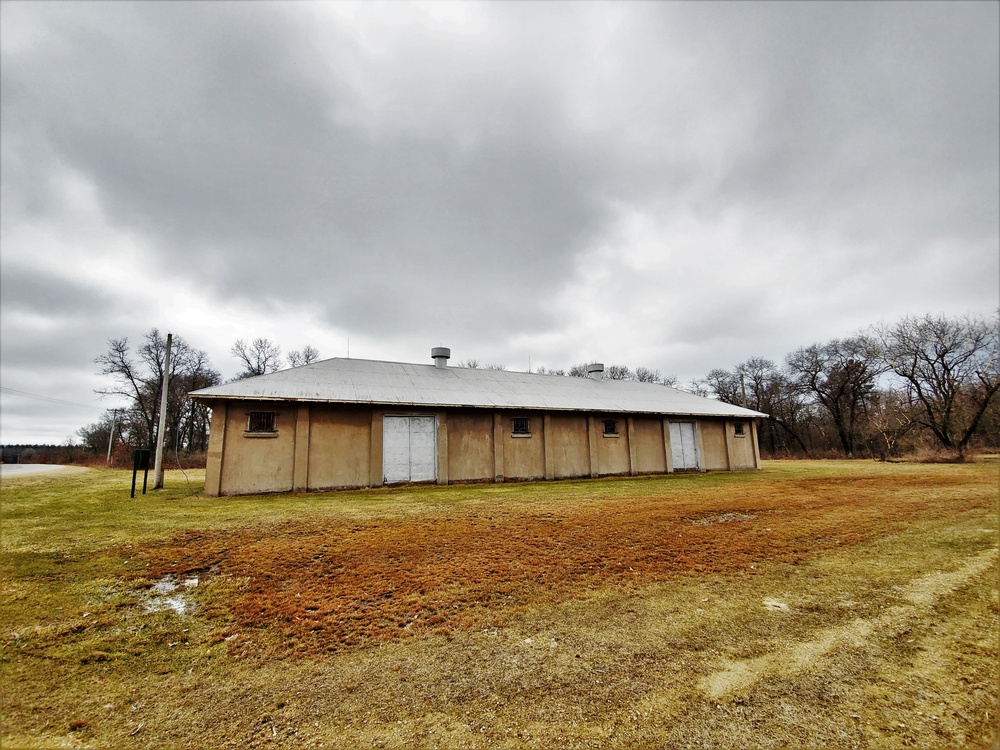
512,418,530,435
603,419,618,435
247,411,276,433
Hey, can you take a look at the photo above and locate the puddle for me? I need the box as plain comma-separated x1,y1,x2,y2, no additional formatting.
144,575,199,615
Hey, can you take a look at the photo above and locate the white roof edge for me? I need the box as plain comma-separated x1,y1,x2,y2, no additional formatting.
189,357,769,419
189,392,766,418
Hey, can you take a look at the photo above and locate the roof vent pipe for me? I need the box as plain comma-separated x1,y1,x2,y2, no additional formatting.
431,347,451,368
587,362,605,381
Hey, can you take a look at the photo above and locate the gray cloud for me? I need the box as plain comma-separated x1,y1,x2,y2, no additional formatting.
0,263,105,319
1,1,996,442
3,3,610,343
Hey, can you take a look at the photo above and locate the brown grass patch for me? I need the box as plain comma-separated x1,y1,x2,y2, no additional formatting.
132,471,986,657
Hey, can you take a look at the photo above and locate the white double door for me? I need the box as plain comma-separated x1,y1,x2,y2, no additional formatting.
383,415,437,483
669,421,700,470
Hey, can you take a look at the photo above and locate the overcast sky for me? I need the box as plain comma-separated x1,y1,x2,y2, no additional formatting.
2,1,997,445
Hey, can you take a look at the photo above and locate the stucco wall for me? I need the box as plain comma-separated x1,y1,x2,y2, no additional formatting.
726,419,758,470
204,402,226,496
595,416,631,476
631,416,667,474
699,419,729,471
547,414,591,479
501,412,545,480
219,402,297,495
447,411,494,482
308,406,371,489
201,401,760,496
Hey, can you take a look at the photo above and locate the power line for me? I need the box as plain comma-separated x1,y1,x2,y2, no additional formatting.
0,386,119,411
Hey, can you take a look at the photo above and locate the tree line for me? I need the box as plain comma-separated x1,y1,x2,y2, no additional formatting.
536,312,998,460
77,311,998,463
690,313,999,460
76,331,321,462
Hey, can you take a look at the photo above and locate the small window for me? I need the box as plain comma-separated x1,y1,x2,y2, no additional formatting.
733,422,746,437
603,419,618,436
512,417,530,436
247,411,276,433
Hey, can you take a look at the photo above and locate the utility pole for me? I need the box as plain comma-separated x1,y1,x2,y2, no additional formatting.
106,409,118,465
152,333,172,490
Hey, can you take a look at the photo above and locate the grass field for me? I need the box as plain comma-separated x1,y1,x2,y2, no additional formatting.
1,460,997,749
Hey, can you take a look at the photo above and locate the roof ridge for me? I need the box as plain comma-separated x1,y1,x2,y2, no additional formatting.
190,357,767,418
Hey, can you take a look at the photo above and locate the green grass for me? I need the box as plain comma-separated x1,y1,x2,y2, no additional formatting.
4,459,973,553
1,465,752,553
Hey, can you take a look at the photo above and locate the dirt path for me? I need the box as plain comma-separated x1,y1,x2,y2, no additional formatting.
699,546,999,699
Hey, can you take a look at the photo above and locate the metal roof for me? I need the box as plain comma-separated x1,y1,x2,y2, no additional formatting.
189,357,767,419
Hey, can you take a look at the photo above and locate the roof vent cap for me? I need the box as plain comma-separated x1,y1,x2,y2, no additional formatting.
587,362,605,381
431,347,451,368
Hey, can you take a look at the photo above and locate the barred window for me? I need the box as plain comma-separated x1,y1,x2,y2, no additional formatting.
512,418,530,435
247,411,276,433
734,422,746,437
603,419,618,436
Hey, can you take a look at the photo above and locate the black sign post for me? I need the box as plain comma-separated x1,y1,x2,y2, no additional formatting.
131,449,151,499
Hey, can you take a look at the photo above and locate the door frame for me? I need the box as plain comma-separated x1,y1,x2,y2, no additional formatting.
668,420,701,471
382,414,438,484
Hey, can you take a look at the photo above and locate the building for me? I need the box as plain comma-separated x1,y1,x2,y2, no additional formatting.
189,348,766,496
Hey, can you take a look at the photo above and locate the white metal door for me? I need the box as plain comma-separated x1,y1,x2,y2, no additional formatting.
383,416,411,483
669,422,700,470
383,415,437,483
408,416,436,482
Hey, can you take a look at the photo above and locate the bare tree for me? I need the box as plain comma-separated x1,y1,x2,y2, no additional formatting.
633,367,678,386
876,313,1000,459
171,349,221,452
566,362,675,384
864,389,917,459
702,368,742,404
786,336,885,456
604,365,632,380
634,366,661,383
287,345,321,368
457,359,505,371
77,412,117,454
95,329,219,451
231,338,283,379
681,379,711,397
702,358,811,455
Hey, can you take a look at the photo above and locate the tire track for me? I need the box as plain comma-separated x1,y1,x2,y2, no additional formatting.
699,547,999,699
